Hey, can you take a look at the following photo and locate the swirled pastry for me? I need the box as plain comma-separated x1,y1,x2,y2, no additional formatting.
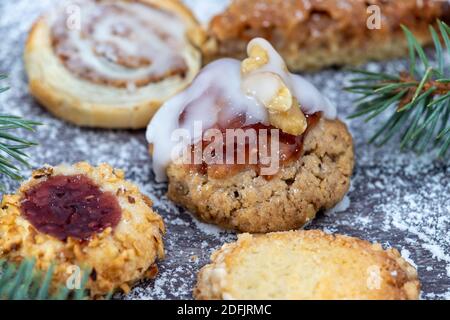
0,162,165,297
202,0,450,71
194,231,420,300
147,38,354,233
25,0,203,128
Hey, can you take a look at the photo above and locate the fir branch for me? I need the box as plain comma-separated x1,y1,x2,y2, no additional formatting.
0,259,90,300
0,75,41,186
346,21,450,157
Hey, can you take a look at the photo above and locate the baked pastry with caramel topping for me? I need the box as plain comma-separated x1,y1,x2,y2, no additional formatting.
0,162,165,297
203,0,450,71
25,0,203,128
194,230,420,300
147,38,354,232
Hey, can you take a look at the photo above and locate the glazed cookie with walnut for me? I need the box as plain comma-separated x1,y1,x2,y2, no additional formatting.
147,38,353,232
194,230,420,300
0,162,165,297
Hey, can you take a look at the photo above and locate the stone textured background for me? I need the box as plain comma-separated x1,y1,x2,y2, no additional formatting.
0,0,448,299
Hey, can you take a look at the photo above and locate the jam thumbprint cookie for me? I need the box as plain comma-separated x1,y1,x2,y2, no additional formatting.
146,38,354,233
25,0,203,129
0,162,165,297
194,231,420,300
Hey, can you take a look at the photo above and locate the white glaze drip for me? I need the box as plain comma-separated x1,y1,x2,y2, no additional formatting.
147,38,336,182
49,0,187,84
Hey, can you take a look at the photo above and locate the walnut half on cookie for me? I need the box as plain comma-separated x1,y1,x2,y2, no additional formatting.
241,40,307,136
0,162,165,298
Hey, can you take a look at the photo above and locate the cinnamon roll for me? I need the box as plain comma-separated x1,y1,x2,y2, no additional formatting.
202,0,450,71
146,38,354,233
25,0,203,128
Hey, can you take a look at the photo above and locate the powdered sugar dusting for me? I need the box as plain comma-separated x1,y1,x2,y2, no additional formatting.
325,195,351,216
401,249,418,269
0,0,448,300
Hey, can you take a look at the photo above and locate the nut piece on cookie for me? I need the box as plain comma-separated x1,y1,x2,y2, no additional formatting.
241,43,269,74
268,99,307,136
0,162,165,298
194,230,420,300
242,72,293,112
241,41,307,136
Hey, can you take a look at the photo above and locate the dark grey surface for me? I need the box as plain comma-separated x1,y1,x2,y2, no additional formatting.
0,0,449,299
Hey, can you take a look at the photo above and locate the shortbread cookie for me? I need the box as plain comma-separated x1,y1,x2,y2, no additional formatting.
0,162,165,297
147,38,353,232
203,0,450,71
25,0,203,128
194,231,420,300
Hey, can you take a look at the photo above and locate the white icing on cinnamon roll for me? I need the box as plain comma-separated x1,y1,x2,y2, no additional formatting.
50,0,189,87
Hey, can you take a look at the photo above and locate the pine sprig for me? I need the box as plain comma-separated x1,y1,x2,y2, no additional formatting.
0,259,90,300
346,21,450,157
0,76,41,184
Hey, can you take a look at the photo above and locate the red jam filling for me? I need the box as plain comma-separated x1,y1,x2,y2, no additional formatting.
21,174,122,241
184,112,321,179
